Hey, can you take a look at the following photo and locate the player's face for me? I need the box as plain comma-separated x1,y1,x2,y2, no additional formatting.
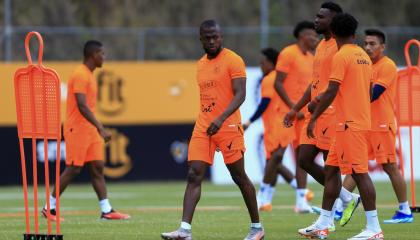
364,36,384,61
200,27,223,56
301,28,319,51
259,55,274,76
314,8,334,34
93,47,105,68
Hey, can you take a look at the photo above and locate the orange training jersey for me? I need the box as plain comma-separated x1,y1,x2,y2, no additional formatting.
276,44,314,112
64,64,97,131
312,38,338,114
260,70,280,132
371,56,398,132
329,44,373,131
194,48,246,132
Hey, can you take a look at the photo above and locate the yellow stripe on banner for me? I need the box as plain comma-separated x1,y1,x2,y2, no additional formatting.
0,61,199,125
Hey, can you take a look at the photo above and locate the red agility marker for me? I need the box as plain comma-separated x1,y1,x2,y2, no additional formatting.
395,39,420,213
14,31,63,239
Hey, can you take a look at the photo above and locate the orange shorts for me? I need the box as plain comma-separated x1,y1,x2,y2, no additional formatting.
367,130,396,164
300,113,336,150
188,126,245,165
64,126,104,167
326,128,369,175
264,114,305,159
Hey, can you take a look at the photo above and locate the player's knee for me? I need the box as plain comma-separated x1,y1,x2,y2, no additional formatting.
230,171,248,186
67,166,82,176
298,156,310,171
187,168,203,184
382,163,398,176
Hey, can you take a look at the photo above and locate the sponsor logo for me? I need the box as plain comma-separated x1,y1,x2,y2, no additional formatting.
97,71,125,116
104,128,132,178
170,140,188,164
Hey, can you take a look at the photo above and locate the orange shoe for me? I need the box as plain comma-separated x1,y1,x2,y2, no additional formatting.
305,189,314,202
101,209,130,220
259,203,273,212
41,208,64,222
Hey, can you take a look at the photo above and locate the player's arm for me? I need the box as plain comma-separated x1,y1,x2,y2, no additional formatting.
207,77,246,136
274,71,295,109
243,97,270,130
75,93,111,142
307,81,339,138
283,84,311,127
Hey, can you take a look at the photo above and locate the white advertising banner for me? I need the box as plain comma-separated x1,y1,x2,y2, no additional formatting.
211,67,420,184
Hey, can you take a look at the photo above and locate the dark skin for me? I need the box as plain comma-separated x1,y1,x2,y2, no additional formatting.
342,35,407,205
308,35,377,212
51,46,111,203
182,24,260,224
282,7,339,190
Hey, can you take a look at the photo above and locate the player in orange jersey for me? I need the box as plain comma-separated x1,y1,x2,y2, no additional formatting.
161,20,264,240
340,29,413,225
243,21,318,213
42,41,130,221
284,2,359,224
299,13,384,240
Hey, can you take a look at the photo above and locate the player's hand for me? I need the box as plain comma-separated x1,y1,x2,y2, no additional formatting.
99,127,112,142
242,121,251,131
283,109,297,128
307,119,316,139
307,101,317,114
297,112,305,120
207,117,224,136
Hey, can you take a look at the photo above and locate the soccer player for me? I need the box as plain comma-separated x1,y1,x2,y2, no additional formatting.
161,20,264,240
243,21,318,213
42,41,130,221
284,1,358,225
340,29,413,225
298,13,384,239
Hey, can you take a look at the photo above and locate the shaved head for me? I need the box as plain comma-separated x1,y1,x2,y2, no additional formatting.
199,19,223,58
199,19,221,34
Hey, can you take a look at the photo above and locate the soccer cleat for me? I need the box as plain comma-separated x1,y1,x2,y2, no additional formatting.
100,209,130,220
298,223,329,239
347,229,384,240
295,201,314,214
340,194,361,226
244,227,265,240
41,208,64,222
161,228,192,240
383,211,413,224
306,189,315,202
259,203,272,212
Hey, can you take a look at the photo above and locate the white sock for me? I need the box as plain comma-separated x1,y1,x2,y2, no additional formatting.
45,195,56,210
99,199,112,213
180,221,192,230
339,187,353,206
335,198,343,212
266,186,275,204
259,182,270,204
365,210,381,232
296,188,307,204
399,201,411,215
251,222,262,228
315,209,331,229
290,179,297,189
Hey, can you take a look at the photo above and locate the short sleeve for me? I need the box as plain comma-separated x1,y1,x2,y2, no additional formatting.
229,55,247,79
329,53,346,84
72,72,89,94
261,76,275,98
375,62,397,89
275,48,295,73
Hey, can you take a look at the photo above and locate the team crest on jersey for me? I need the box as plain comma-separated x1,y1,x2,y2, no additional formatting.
214,65,221,73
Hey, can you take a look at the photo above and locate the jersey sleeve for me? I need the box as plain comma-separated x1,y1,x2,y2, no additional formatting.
375,61,397,89
329,53,346,84
229,55,247,79
275,48,295,73
72,72,90,94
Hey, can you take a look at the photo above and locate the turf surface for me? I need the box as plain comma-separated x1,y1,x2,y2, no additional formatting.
0,181,419,239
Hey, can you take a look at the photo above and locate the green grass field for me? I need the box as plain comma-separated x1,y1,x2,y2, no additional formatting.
0,181,419,239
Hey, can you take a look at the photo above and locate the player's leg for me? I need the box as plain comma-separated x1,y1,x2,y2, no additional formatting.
162,132,211,240
226,157,264,240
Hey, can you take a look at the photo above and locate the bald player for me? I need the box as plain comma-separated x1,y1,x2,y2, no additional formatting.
161,20,264,240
